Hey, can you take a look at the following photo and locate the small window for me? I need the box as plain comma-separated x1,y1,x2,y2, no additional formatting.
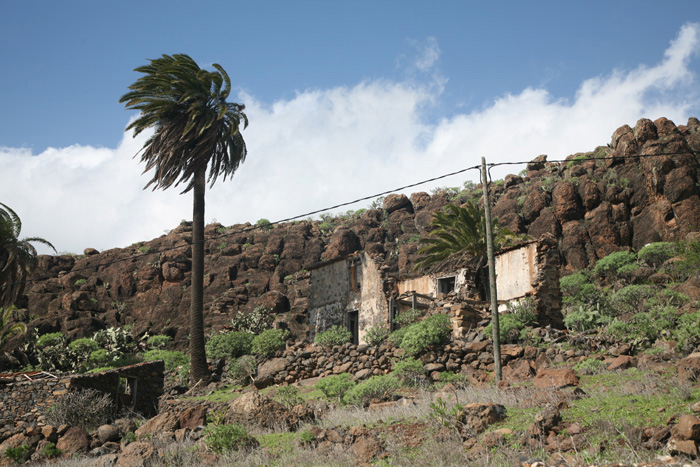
347,311,359,345
437,276,456,295
349,262,361,291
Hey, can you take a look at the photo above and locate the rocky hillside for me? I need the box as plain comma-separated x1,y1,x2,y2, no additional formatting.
16,116,700,349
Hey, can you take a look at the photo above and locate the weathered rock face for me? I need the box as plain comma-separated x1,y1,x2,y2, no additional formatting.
8,117,699,354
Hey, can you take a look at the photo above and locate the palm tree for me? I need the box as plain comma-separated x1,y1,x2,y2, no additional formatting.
120,54,248,383
0,203,56,308
0,305,27,352
414,202,524,298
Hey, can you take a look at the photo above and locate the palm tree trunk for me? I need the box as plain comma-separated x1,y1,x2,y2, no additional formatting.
189,166,211,384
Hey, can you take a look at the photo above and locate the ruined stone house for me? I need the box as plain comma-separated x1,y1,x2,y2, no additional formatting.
308,236,563,345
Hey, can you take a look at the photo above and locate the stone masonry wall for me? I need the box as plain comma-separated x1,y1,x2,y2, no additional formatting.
0,361,164,436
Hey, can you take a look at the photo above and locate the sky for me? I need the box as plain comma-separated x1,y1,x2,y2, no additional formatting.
1,2,700,255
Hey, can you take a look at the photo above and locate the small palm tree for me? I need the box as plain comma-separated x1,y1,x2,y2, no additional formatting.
414,202,524,297
0,203,56,308
120,54,248,383
0,305,27,351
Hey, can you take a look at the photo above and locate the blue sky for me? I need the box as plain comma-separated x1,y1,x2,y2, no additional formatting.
2,2,700,254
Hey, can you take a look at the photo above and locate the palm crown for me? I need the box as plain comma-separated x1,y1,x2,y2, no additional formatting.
0,203,56,308
120,53,248,193
414,202,519,271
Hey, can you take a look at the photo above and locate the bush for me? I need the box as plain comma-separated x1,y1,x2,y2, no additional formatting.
142,350,189,371
671,240,700,280
203,424,256,454
612,284,656,315
392,308,422,327
637,242,677,268
228,355,257,385
276,386,304,409
146,334,173,349
41,442,61,458
559,272,591,299
387,326,410,347
391,357,426,386
315,373,356,402
397,314,452,356
92,327,136,356
88,349,112,367
363,324,389,346
437,371,470,389
36,332,65,348
593,251,637,279
251,329,288,357
564,304,609,332
68,337,98,354
44,388,114,431
206,331,254,359
5,445,31,462
315,325,352,346
343,375,400,407
484,301,537,344
676,311,700,353
573,358,606,375
229,306,275,335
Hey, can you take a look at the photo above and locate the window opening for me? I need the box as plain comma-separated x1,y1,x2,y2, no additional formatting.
437,276,456,295
347,310,359,345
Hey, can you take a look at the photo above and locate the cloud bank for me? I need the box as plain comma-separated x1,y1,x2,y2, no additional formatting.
1,24,699,255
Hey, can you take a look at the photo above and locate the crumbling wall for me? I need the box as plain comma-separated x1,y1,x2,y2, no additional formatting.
495,242,538,301
351,254,389,344
0,361,164,435
308,258,352,336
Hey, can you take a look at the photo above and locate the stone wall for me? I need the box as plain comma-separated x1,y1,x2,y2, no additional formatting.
0,361,164,435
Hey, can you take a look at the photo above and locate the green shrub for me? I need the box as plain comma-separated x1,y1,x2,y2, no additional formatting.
36,332,65,348
573,358,606,375
44,388,114,431
229,306,274,335
315,325,352,346
612,284,656,315
146,334,173,349
559,272,592,299
387,326,410,347
203,424,256,454
676,311,700,353
593,251,637,279
74,278,87,287
363,324,389,346
437,371,470,389
256,218,272,231
88,349,111,367
398,314,452,356
393,308,422,327
41,442,61,458
637,242,677,268
391,357,426,386
228,355,257,385
315,373,355,402
484,300,538,344
143,350,189,371
206,331,254,359
669,240,700,280
564,304,609,332
69,337,99,354
5,445,31,462
343,375,400,407
251,329,288,357
276,386,304,409
92,327,137,356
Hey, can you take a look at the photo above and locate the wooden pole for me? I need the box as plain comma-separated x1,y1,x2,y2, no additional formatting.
481,157,502,382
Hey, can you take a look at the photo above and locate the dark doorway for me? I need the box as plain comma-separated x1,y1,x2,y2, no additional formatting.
347,310,359,345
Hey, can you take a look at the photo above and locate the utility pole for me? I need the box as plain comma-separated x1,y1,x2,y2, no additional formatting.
481,157,502,382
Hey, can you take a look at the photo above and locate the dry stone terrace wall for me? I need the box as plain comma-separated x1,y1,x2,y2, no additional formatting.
254,337,549,389
0,361,164,438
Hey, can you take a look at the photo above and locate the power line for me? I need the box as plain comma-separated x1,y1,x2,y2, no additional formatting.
2,148,698,291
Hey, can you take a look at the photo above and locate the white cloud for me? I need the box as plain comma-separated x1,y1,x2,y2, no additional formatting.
1,23,699,255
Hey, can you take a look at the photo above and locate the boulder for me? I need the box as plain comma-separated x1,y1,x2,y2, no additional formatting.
225,391,299,431
178,406,207,431
115,441,157,467
677,414,700,442
382,194,413,214
321,228,361,261
255,357,289,389
678,352,700,384
459,403,506,434
135,411,180,439
533,368,579,389
96,425,120,444
56,427,90,456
